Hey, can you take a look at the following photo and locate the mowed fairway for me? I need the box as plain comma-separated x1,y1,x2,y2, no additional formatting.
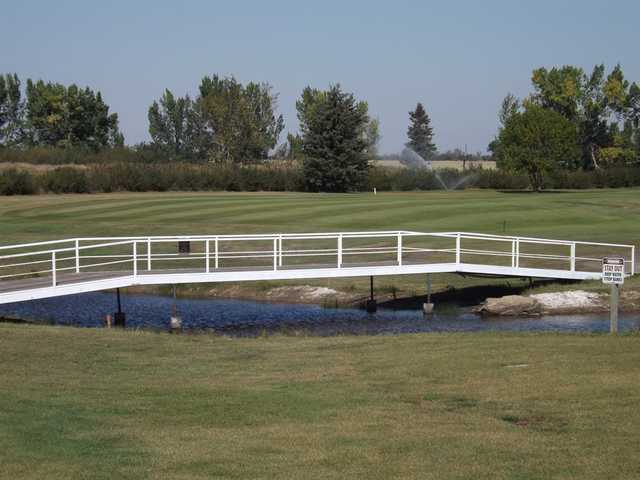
1,325,640,479
1,189,639,244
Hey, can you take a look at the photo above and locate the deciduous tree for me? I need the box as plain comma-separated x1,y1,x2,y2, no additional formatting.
25,79,123,149
529,64,639,169
198,75,284,162
148,90,198,159
0,73,24,146
498,93,520,128
493,106,580,191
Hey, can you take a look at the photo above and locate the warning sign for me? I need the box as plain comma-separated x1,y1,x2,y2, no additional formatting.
602,257,625,285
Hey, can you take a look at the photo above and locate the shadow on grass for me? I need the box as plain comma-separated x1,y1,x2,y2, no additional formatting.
501,414,570,433
497,189,576,194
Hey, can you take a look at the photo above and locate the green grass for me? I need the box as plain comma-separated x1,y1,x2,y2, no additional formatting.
1,189,638,297
2,191,640,478
1,324,639,479
1,189,639,242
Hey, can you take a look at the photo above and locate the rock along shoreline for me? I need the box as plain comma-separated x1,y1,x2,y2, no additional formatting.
474,290,640,316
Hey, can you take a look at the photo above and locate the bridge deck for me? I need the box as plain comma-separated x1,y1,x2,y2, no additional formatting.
0,231,634,304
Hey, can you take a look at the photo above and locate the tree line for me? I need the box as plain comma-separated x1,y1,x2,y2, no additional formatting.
0,73,387,191
490,64,640,190
2,64,639,193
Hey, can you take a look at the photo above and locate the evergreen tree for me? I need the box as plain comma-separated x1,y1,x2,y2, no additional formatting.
300,84,369,192
406,102,436,159
297,86,378,159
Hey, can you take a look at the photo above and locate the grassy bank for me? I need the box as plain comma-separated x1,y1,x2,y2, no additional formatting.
1,189,639,300
0,324,638,479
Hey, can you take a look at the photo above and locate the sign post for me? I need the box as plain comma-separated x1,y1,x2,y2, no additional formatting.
602,257,625,334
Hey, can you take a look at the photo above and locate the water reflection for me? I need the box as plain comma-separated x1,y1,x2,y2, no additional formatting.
1,292,638,337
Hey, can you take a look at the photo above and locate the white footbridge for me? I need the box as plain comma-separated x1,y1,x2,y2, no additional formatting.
0,231,635,304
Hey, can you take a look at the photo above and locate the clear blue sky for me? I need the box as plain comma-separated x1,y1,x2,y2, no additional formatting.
2,0,639,154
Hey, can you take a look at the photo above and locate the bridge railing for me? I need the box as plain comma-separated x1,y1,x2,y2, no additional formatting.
0,232,635,289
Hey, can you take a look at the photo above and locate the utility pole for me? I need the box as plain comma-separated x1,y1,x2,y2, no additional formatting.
463,144,468,171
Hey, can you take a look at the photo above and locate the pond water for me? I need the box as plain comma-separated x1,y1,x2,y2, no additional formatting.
1,292,639,336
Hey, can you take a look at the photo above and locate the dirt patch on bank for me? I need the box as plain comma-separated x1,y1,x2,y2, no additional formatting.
126,284,360,306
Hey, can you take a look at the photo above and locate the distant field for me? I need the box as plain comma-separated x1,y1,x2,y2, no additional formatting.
374,159,497,170
1,324,639,479
0,162,88,172
1,189,638,296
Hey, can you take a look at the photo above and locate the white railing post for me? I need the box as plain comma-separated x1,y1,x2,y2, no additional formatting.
214,237,219,269
273,238,278,271
511,240,516,268
337,234,343,268
397,232,403,266
133,242,137,278
455,233,461,264
570,242,576,272
147,237,152,271
278,235,283,267
515,239,520,269
631,246,635,276
205,239,210,273
74,239,80,274
51,251,57,287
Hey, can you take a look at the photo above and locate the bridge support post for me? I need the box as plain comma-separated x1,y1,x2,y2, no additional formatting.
170,285,182,333
366,276,377,313
423,274,434,315
114,288,126,328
